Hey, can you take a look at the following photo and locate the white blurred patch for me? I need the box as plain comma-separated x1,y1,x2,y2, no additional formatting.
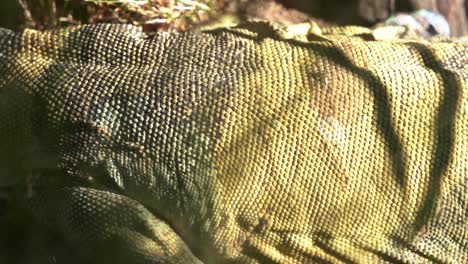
318,116,345,146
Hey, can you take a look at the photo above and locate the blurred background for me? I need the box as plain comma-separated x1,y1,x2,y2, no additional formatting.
0,0,466,36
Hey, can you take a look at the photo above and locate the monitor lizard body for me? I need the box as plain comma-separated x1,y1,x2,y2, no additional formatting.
0,22,466,263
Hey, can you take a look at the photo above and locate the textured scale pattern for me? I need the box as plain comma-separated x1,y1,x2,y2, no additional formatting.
0,22,467,263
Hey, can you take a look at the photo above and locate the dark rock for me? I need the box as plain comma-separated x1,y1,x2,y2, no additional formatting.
279,0,467,36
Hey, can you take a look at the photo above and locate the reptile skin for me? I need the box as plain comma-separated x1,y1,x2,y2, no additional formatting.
0,22,467,263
